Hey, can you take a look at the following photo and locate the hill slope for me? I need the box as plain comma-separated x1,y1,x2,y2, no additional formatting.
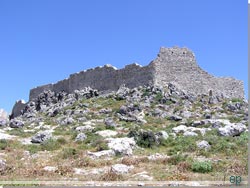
0,84,248,183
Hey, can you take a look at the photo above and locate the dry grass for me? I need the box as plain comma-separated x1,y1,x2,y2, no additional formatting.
176,161,191,173
226,160,247,175
72,157,113,168
55,164,74,177
121,156,149,166
165,172,190,181
99,169,124,181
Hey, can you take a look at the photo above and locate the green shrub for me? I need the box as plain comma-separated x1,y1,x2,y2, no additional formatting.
142,89,150,97
209,137,238,155
91,138,109,151
131,130,158,148
53,127,72,136
0,139,8,150
61,148,78,159
26,144,42,154
228,116,242,123
41,139,61,151
191,161,212,173
57,137,67,145
237,132,248,144
7,129,33,138
231,98,243,103
167,154,187,165
154,93,164,103
163,136,198,153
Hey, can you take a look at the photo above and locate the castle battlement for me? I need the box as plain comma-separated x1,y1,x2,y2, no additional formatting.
29,47,244,101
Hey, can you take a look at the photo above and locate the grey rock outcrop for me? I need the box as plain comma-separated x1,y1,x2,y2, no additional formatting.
106,137,136,156
104,118,117,128
183,131,198,137
111,164,134,174
75,133,87,142
96,130,118,138
87,150,115,159
0,159,7,174
9,119,24,128
218,123,247,136
197,140,211,150
75,125,94,132
31,131,52,143
155,131,169,140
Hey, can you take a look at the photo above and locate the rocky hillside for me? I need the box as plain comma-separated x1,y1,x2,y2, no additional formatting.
0,84,248,184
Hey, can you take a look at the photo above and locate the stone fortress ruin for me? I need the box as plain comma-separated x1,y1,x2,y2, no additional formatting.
29,46,244,100
12,46,244,118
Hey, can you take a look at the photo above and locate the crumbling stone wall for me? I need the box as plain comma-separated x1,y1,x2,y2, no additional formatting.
29,64,155,100
29,47,244,101
152,47,244,98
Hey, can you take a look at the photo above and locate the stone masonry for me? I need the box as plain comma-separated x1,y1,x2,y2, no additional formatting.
29,47,244,101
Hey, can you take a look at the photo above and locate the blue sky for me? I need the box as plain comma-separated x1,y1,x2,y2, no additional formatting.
0,0,247,113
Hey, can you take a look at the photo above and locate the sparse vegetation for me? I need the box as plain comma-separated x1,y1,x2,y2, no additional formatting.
61,147,78,159
191,161,212,173
99,169,124,181
0,139,8,150
41,139,62,151
231,98,243,103
0,84,248,183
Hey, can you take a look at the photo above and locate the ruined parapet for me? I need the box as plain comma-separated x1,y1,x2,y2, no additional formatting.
30,84,53,101
152,47,244,99
10,100,27,118
29,63,155,100
216,77,244,98
28,46,244,101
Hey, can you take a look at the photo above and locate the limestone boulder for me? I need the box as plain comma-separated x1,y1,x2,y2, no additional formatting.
111,164,134,174
106,137,136,156
183,131,198,137
75,125,94,132
9,119,24,128
115,85,130,100
192,120,204,127
31,130,52,143
96,130,118,138
99,108,112,114
104,118,117,128
169,115,182,121
155,131,169,140
61,117,75,125
197,140,211,150
75,133,87,142
43,166,58,172
218,123,247,136
74,87,99,100
0,119,8,127
0,159,7,174
172,125,188,133
87,150,115,159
